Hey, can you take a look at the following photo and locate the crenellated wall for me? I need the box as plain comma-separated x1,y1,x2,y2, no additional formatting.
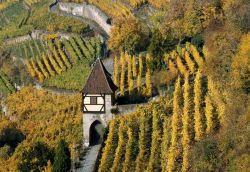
58,2,111,35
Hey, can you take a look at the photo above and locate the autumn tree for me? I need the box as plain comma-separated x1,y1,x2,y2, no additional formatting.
108,17,148,53
231,33,250,94
18,142,53,172
52,139,71,172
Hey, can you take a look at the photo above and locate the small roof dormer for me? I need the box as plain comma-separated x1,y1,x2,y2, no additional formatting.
82,58,118,94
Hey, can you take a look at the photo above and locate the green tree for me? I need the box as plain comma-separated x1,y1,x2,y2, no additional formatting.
18,142,53,172
52,139,71,172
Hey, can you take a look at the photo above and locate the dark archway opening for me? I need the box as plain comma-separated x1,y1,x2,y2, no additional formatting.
89,121,105,146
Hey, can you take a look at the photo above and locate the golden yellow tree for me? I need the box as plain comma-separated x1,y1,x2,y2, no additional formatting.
231,33,250,93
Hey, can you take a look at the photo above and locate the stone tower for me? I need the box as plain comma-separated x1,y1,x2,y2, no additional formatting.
82,58,117,146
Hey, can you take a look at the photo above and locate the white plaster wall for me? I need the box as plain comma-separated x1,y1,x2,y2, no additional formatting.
83,94,114,146
85,105,103,111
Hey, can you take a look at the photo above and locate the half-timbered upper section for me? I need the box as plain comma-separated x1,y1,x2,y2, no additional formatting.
82,58,118,113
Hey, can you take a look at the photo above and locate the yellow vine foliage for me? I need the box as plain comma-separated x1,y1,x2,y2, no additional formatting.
190,44,204,67
135,110,146,172
99,119,119,172
181,74,192,172
120,53,126,96
182,48,196,74
174,51,188,75
111,120,127,172
132,55,137,78
42,53,55,76
55,38,71,68
113,56,120,87
47,51,62,75
194,70,204,141
205,95,214,134
137,55,143,92
147,108,161,172
167,77,182,172
26,60,36,78
127,54,133,95
122,127,133,172
35,56,49,78
31,60,44,82
161,117,171,172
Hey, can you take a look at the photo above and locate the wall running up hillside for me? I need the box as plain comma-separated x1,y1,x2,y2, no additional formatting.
58,2,111,35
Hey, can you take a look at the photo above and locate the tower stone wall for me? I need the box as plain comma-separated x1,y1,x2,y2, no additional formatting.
83,94,113,147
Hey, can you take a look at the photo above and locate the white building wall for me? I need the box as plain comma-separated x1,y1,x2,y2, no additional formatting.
83,94,114,146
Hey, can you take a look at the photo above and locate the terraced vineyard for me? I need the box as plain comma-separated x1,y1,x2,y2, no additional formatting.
0,70,15,96
164,43,205,76
0,2,29,28
25,35,102,89
4,39,46,59
99,44,224,172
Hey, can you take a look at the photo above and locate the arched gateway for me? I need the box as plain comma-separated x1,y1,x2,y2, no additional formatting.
82,58,117,146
